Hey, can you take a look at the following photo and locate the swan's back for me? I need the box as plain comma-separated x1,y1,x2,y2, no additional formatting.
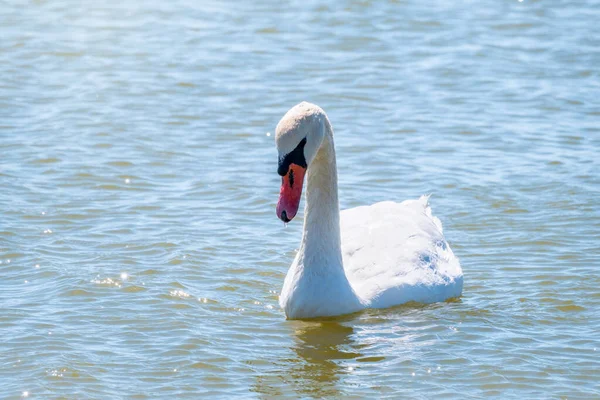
340,196,463,308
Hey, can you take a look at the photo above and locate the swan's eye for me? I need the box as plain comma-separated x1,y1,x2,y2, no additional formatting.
278,137,307,176
289,169,294,188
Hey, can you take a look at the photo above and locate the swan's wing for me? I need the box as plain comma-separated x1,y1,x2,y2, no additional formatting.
340,196,463,308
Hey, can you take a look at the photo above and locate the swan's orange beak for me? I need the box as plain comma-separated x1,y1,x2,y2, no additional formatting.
276,164,306,222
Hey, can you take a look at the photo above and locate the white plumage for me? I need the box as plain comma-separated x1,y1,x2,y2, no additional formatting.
341,197,463,310
275,102,463,319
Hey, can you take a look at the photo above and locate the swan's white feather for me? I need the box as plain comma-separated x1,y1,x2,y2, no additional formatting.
340,196,463,308
275,102,463,319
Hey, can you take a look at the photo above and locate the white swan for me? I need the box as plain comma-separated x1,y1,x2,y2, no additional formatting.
275,102,463,319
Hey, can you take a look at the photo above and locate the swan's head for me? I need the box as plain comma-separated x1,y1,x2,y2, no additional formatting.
275,102,325,222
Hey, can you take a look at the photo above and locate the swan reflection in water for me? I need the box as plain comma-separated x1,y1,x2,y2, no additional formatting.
252,320,361,397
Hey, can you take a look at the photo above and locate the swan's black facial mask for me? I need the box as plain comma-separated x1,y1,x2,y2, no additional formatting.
277,138,307,176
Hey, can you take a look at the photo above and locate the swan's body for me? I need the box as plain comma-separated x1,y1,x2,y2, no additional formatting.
275,102,463,319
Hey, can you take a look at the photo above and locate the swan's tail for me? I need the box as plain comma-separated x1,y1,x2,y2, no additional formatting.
420,194,443,233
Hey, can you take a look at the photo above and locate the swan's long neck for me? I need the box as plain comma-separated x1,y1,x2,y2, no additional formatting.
278,103,364,318
298,121,344,274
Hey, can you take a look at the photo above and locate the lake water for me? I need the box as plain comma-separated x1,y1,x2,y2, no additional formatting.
1,0,600,398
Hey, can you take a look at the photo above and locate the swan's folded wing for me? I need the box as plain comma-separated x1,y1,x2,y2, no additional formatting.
340,196,463,307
